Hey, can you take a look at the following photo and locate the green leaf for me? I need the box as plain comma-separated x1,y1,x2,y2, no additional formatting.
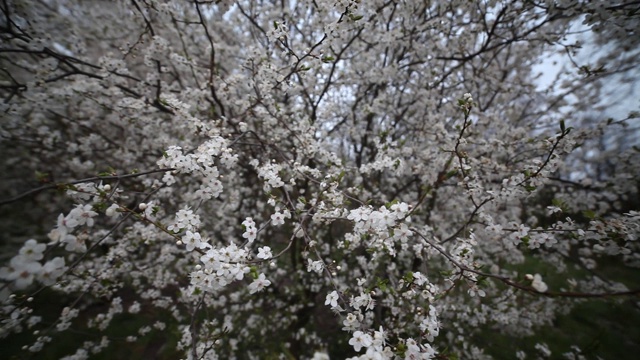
440,269,453,277
93,202,107,212
35,171,51,183
582,210,596,220
395,343,407,356
377,278,389,292
321,56,335,63
403,271,414,283
385,199,399,208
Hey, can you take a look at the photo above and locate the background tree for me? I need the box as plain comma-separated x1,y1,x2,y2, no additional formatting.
1,0,639,359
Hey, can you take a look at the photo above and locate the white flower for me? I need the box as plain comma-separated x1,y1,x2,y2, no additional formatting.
243,227,257,243
248,273,271,294
372,326,387,350
62,212,79,229
68,204,98,227
243,217,256,228
242,218,257,242
168,207,201,232
535,342,551,357
325,290,339,308
351,292,375,310
312,351,330,360
347,207,370,222
257,246,272,259
62,233,87,253
468,286,486,298
39,257,66,286
128,302,141,314
0,255,42,289
105,204,121,218
270,209,290,226
404,338,423,359
349,330,373,352
390,202,410,216
342,312,360,331
307,259,324,274
546,205,562,215
271,212,285,225
528,273,548,292
182,231,209,252
19,239,46,261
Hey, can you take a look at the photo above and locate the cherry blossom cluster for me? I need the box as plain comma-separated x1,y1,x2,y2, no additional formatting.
0,240,65,290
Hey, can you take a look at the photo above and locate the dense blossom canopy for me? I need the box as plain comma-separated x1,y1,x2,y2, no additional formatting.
1,0,639,359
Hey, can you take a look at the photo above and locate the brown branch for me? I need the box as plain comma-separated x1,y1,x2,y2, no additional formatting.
0,168,175,206
194,0,226,117
413,229,640,299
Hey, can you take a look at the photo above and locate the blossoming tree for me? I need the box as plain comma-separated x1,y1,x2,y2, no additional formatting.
1,0,639,359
